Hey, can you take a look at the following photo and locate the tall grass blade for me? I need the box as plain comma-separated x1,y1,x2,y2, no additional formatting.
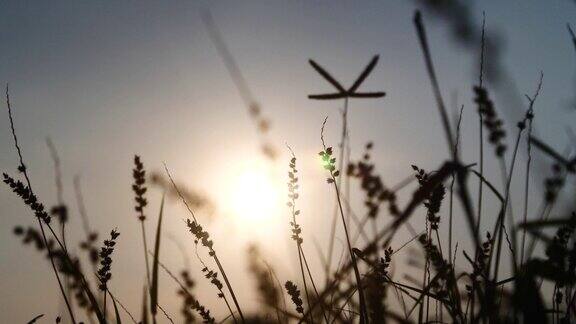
111,292,123,324
150,192,166,318
26,314,44,324
141,285,149,324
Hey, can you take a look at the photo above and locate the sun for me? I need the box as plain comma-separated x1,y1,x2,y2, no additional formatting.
229,163,280,224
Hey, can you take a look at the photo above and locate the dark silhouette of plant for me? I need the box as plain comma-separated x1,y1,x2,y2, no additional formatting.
308,54,386,286
46,138,68,247
186,219,235,322
3,174,51,224
285,281,304,315
3,86,108,324
364,247,393,323
474,86,507,157
411,165,446,232
166,164,246,323
73,176,100,274
201,10,277,160
13,225,95,316
132,155,153,296
97,229,120,314
347,142,400,219
320,118,368,323
284,149,327,323
150,171,215,217
5,6,576,324
157,258,215,324
247,245,284,323
26,314,44,323
176,270,196,324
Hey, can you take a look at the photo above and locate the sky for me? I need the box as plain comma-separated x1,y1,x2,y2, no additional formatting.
1,0,576,322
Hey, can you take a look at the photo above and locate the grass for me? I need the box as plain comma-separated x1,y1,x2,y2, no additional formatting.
3,8,576,324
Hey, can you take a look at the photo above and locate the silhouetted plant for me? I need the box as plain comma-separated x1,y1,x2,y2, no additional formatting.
411,165,446,232
97,229,120,291
418,234,463,321
348,142,400,218
186,219,238,322
6,7,576,324
14,225,52,250
4,174,51,224
287,153,303,245
172,165,245,324
79,231,99,269
308,54,386,288
73,176,100,274
320,118,368,322
544,163,565,204
187,219,214,252
132,154,154,302
285,281,304,315
474,86,507,157
549,215,575,259
247,245,283,322
150,171,215,217
133,156,148,221
202,266,224,297
284,149,327,323
13,225,95,316
157,258,215,324
202,10,277,160
364,247,393,323
177,270,196,324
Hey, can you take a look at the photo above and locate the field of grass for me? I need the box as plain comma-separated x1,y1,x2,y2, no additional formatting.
2,5,576,324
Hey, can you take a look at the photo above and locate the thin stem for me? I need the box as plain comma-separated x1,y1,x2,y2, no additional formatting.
492,127,522,283
140,220,152,287
73,176,98,275
155,257,215,323
164,165,245,322
418,233,429,324
326,97,349,281
213,253,246,323
103,291,107,321
331,178,367,323
298,244,315,324
413,12,455,156
300,245,329,324
109,290,138,324
38,217,78,324
475,11,486,254
521,118,533,265
414,9,480,249
449,105,464,265
190,233,238,324
46,137,67,250
287,152,325,323
5,85,77,324
520,72,543,264
492,157,511,283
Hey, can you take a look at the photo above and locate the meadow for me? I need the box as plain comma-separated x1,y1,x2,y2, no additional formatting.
2,4,576,324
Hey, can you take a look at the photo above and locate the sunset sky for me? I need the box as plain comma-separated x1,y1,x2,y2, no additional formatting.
1,0,576,322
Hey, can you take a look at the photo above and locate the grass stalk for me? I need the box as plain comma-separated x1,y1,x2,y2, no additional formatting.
520,72,543,265
326,97,349,282
140,221,152,287
5,85,78,324
164,165,245,323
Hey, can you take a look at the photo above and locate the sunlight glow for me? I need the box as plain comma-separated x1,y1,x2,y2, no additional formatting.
230,165,280,224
